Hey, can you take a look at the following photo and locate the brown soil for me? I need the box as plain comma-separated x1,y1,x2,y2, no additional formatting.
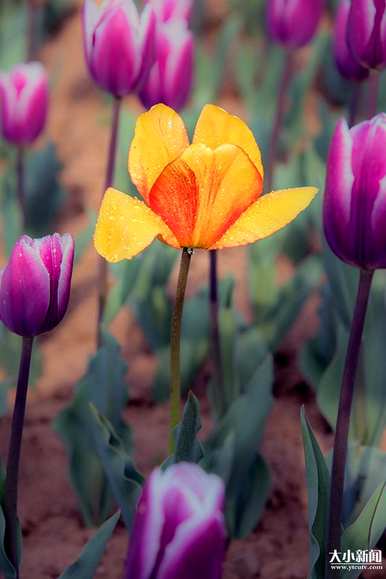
0,4,379,579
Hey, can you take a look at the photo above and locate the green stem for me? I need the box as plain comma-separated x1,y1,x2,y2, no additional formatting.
209,250,224,417
325,269,373,577
3,336,34,578
97,96,121,348
169,248,193,452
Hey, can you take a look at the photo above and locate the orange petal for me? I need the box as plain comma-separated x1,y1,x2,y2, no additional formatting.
94,188,178,262
212,187,318,249
128,104,189,202
148,143,263,248
148,158,199,247
193,104,264,178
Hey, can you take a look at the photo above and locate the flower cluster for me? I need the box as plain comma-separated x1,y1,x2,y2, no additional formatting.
83,0,194,108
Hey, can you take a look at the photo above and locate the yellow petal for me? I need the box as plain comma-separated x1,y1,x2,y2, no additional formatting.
212,187,318,249
128,104,189,202
193,104,264,178
94,188,178,262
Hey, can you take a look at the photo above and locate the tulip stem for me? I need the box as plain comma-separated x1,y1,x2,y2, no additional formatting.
368,71,379,118
266,49,294,193
26,0,38,61
16,148,26,229
209,250,224,417
169,247,193,453
97,96,122,348
3,336,34,578
325,269,373,578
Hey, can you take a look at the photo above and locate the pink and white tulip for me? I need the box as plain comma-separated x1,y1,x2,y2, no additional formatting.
139,20,194,111
0,234,74,337
82,0,157,96
0,62,48,146
125,463,226,579
333,0,369,81
347,0,386,71
324,114,386,269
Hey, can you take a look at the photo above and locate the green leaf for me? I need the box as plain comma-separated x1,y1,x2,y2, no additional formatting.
341,483,386,579
172,393,203,465
58,511,120,579
300,408,330,579
25,142,67,236
205,356,273,538
54,333,131,526
74,212,97,264
89,407,143,530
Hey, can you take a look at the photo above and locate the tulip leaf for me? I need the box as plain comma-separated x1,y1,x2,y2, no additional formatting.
54,332,131,527
300,408,330,579
172,392,204,465
58,511,120,579
0,507,18,579
204,355,273,538
74,211,97,265
340,483,386,579
88,406,143,530
25,142,67,236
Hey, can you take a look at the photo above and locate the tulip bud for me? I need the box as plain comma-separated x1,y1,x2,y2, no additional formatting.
0,234,74,337
125,463,226,579
267,0,324,48
0,62,49,146
139,20,194,111
333,0,369,81
324,114,386,269
347,0,386,71
146,0,192,22
82,0,157,97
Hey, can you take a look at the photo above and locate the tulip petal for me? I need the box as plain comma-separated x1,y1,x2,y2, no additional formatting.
57,234,75,322
94,188,178,262
193,104,264,178
148,143,262,248
129,104,189,201
0,236,50,336
157,515,225,579
213,187,317,249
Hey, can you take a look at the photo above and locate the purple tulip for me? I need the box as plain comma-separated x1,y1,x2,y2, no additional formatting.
146,0,192,22
267,0,324,48
334,1,369,81
82,0,157,97
324,113,386,269
139,20,194,111
347,0,386,71
0,234,74,337
0,62,48,146
125,463,226,579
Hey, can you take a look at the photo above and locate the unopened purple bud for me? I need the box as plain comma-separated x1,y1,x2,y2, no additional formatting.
0,62,49,146
0,234,74,337
125,463,226,579
267,0,324,49
324,114,386,269
347,0,386,71
139,20,194,111
82,0,157,97
333,1,369,81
